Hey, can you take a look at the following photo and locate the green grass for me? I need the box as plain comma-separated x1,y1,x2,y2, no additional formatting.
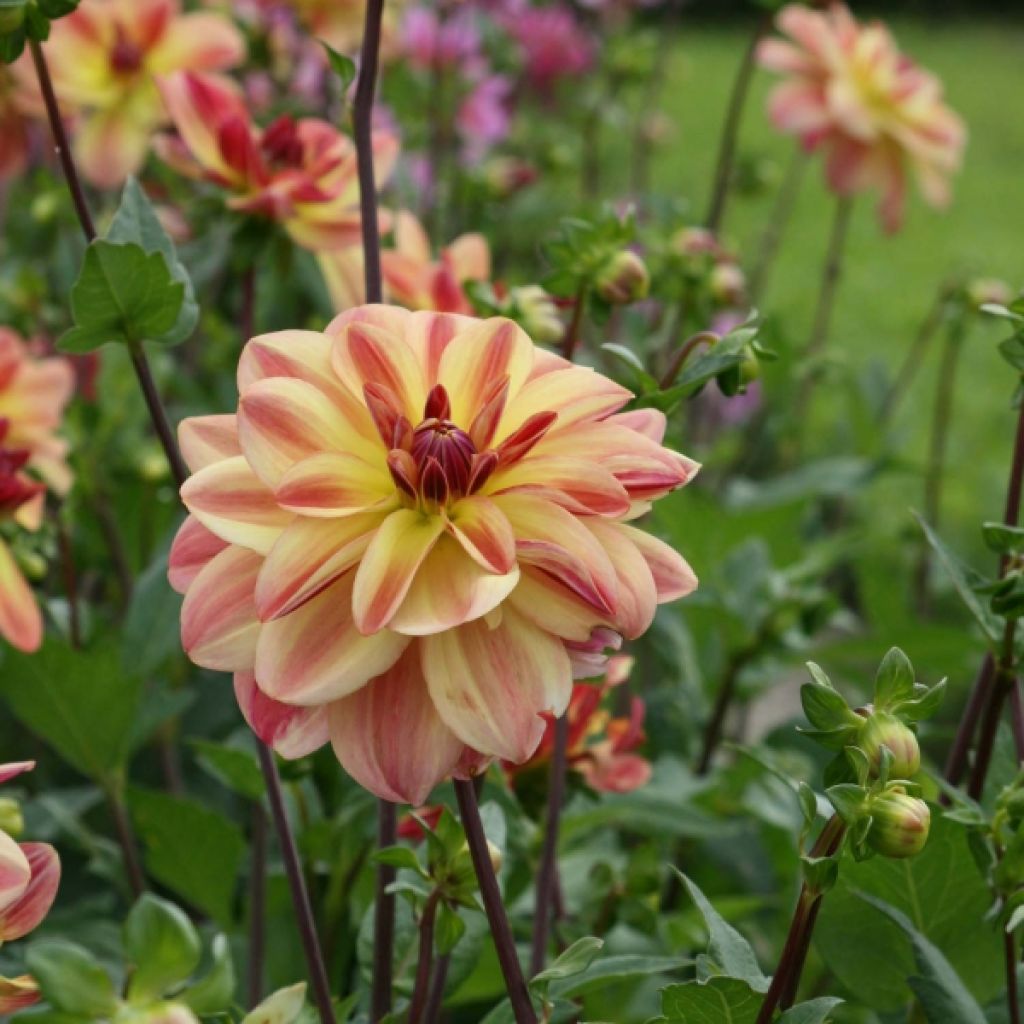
646,18,1024,553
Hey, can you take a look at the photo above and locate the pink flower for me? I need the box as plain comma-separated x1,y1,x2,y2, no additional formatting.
506,6,595,93
169,306,698,804
156,72,398,254
457,74,513,160
757,3,965,232
402,7,481,71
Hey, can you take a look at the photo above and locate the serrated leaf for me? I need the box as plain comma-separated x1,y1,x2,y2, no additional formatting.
659,977,760,1023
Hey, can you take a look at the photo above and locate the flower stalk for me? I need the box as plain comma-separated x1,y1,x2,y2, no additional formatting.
560,285,588,361
372,800,397,1021
454,778,538,1024
408,888,442,1024
247,802,268,1008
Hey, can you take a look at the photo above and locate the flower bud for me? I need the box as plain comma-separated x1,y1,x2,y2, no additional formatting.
511,285,562,346
966,278,1013,310
0,797,24,837
14,548,47,583
138,447,171,482
710,262,746,306
866,788,930,859
0,0,27,33
486,839,503,875
858,711,920,779
595,251,649,305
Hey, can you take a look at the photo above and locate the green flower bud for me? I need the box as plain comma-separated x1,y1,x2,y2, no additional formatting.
486,838,503,875
14,548,48,583
511,285,562,346
858,711,920,779
966,277,1012,310
709,262,746,306
138,447,171,482
866,788,930,859
0,797,24,837
0,0,27,33
595,251,649,306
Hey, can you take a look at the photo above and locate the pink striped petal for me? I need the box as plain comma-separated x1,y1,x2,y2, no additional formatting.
507,568,609,643
585,521,657,639
0,832,29,918
0,975,40,1013
168,516,228,594
619,525,698,602
390,536,519,636
0,539,41,653
149,12,245,73
352,509,445,634
404,311,474,383
0,762,34,785
488,456,631,517
255,512,384,622
607,408,667,442
326,303,411,341
275,453,394,518
181,546,260,671
421,605,572,763
255,574,409,706
0,843,59,941
234,672,329,760
181,456,292,554
446,496,516,575
178,414,241,472
328,646,465,805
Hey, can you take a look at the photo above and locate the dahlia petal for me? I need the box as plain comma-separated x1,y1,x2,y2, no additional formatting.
180,456,292,554
0,975,40,1013
421,605,572,763
608,408,667,442
168,516,228,594
352,509,445,634
325,303,411,341
404,311,475,383
149,13,245,73
275,452,394,518
74,108,151,189
506,567,606,643
766,80,832,138
234,672,329,760
180,545,260,671
328,646,465,805
619,525,698,602
0,843,60,942
318,248,366,311
390,536,519,636
255,574,409,705
0,539,42,654
585,520,658,639
178,414,241,472
576,751,651,794
238,376,381,487
446,496,517,574
0,762,34,785
255,512,384,622
488,456,631,517
436,318,534,426
0,831,30,919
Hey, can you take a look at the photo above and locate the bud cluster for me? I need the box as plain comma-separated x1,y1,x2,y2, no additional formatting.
800,648,944,861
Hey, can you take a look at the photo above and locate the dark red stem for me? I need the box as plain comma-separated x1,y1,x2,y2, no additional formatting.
659,332,718,391
408,889,442,1024
248,802,267,1007
354,0,385,303
560,286,587,361
424,953,451,1023
371,800,397,1020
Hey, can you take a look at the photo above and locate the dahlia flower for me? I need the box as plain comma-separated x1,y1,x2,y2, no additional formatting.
0,762,61,1014
504,5,595,94
170,306,697,804
0,330,74,653
13,0,244,189
157,71,398,254
378,211,490,316
757,3,965,232
504,655,651,794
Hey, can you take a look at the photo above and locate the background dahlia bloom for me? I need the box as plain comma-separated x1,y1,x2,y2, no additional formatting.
0,331,74,652
0,71,30,184
504,655,652,794
14,0,244,189
157,71,398,254
380,211,491,315
170,306,697,804
757,3,965,232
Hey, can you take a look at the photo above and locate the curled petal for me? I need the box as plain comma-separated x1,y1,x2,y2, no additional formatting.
585,520,657,639
178,414,241,472
0,762,34,785
0,831,30,919
0,843,59,942
0,974,40,1013
488,456,631,517
234,672,328,760
446,496,516,575
507,567,607,643
607,408,667,442
168,516,229,594
275,452,393,518
618,525,698,602
421,605,572,763
328,646,465,805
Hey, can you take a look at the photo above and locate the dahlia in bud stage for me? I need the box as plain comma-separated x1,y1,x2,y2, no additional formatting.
857,710,921,780
170,306,698,805
863,787,930,859
595,250,650,306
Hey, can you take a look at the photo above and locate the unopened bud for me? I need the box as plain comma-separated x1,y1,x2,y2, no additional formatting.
858,712,920,779
0,797,24,837
511,285,562,346
14,549,47,583
966,278,1013,310
0,0,26,33
30,191,60,224
710,262,746,306
595,251,649,306
138,448,171,482
486,839,503,875
866,788,930,859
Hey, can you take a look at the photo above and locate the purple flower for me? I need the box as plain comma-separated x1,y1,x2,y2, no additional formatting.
506,5,595,92
457,74,513,160
402,6,481,71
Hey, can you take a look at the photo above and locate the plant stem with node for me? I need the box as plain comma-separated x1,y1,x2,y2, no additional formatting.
408,889,442,1024
659,331,719,391
705,13,772,234
747,147,810,305
754,815,845,1024
247,802,267,1008
354,0,385,304
530,714,569,976
257,742,337,1024
454,779,538,1024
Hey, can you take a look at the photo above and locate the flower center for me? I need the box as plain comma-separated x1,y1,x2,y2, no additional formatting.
411,418,477,501
261,115,305,170
110,26,144,75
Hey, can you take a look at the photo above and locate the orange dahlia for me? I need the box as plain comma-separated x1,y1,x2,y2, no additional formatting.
170,306,697,804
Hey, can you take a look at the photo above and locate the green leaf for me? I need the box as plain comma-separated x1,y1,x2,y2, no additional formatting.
60,241,184,352
601,343,659,393
372,845,425,874
25,941,119,1015
815,816,1002,1011
124,894,202,1002
106,177,198,346
435,900,467,956
659,977,760,1023
129,788,246,925
322,42,357,92
914,514,1001,644
982,521,1024,554
674,871,769,993
180,934,236,1013
825,785,865,826
530,937,604,992
121,548,182,676
0,25,26,62
192,739,265,801
37,0,80,16
243,982,308,1023
873,647,916,708
776,997,844,1023
0,636,142,783
854,892,986,1024
800,680,856,733
552,955,691,998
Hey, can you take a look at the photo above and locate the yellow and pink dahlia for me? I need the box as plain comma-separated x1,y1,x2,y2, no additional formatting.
0,331,74,653
14,0,244,189
757,3,965,232
157,71,398,256
169,306,697,804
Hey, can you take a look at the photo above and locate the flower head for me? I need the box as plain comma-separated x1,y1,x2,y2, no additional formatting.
15,0,244,188
757,3,965,232
505,5,595,93
0,331,74,653
402,6,481,71
170,306,697,804
157,71,398,254
504,654,652,794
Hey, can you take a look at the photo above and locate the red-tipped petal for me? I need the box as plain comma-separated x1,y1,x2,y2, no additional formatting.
0,843,59,941
168,516,229,594
234,672,329,760
446,496,516,575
